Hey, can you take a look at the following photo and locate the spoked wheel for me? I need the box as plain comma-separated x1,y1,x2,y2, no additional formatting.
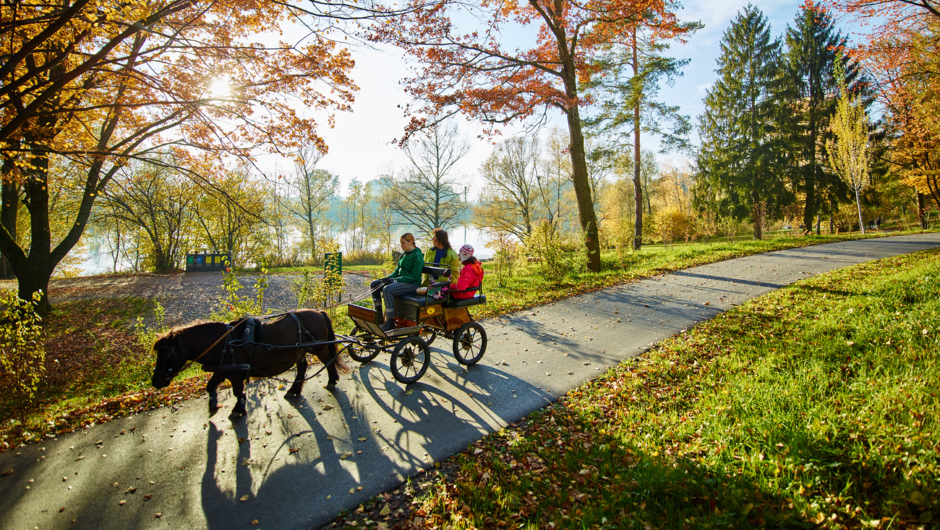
419,327,437,346
347,325,380,363
452,322,487,366
390,337,430,384
347,342,381,363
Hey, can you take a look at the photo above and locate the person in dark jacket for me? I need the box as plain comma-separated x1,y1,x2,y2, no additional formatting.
371,233,423,331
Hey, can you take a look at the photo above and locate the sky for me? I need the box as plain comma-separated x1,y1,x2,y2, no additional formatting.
302,0,843,198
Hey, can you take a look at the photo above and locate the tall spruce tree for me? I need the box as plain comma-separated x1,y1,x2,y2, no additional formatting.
585,12,701,250
696,4,791,239
781,2,863,234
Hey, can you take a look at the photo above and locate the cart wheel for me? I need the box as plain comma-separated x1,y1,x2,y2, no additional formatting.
452,322,487,366
390,337,430,384
347,341,380,363
419,327,437,346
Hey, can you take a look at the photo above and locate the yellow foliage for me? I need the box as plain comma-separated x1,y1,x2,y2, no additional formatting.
0,290,45,424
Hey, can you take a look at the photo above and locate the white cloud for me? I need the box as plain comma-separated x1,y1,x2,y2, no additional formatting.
696,82,714,96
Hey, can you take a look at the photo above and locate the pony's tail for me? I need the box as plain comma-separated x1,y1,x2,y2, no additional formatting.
320,310,349,373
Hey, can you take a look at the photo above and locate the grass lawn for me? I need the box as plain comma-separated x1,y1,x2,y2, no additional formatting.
395,248,940,529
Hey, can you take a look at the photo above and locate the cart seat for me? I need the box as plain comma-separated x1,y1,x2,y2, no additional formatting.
423,264,450,278
398,292,438,308
446,294,486,308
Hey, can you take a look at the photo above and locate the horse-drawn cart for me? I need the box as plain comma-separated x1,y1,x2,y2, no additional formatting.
343,264,488,384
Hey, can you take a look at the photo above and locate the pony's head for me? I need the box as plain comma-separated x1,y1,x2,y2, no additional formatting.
151,330,186,389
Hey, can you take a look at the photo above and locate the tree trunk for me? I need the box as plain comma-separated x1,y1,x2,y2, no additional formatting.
565,108,602,272
751,189,763,240
632,29,643,251
917,192,927,229
0,177,17,279
855,188,865,234
558,46,600,272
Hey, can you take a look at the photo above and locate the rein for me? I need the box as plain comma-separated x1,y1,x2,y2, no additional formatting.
178,316,248,373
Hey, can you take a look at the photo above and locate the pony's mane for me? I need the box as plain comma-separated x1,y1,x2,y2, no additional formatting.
152,319,216,347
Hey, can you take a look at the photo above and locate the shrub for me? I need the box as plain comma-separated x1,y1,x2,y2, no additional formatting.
0,290,45,424
486,232,520,287
653,209,691,247
211,263,270,321
292,239,345,319
525,220,567,283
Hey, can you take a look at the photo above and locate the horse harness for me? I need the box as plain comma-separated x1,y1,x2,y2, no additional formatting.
201,312,340,380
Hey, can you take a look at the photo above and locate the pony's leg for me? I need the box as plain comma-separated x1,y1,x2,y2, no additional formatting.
229,373,248,417
286,355,307,396
207,372,226,412
324,347,339,389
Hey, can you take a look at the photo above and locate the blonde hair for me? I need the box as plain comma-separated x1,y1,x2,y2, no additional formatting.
400,233,415,244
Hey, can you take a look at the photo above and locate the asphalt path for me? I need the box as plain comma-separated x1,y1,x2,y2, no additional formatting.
2,234,939,530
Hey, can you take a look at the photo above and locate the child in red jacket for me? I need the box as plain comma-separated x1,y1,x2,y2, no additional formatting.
452,245,484,300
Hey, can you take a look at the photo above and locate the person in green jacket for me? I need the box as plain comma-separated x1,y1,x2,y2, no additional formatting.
371,233,423,331
422,228,461,288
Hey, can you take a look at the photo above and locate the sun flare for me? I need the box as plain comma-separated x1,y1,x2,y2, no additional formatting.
208,77,231,99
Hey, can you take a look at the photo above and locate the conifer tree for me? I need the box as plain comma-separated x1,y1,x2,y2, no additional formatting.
780,2,865,234
586,14,701,250
696,5,791,239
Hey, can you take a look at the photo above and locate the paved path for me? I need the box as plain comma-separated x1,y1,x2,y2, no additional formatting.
2,234,938,530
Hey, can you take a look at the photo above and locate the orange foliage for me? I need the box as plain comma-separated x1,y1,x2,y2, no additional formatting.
822,0,940,207
374,0,696,272
375,0,694,136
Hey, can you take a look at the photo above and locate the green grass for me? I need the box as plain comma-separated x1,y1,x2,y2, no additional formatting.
414,248,940,529
466,231,930,320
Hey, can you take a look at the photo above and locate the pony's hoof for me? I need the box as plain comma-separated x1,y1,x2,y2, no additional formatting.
229,408,246,419
324,381,336,390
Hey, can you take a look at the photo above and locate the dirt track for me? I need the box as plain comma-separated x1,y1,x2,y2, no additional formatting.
0,271,375,328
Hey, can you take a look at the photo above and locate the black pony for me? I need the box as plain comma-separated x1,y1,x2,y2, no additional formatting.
151,310,347,416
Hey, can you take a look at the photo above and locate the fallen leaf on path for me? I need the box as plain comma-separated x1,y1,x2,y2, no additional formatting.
288,448,300,454
240,495,249,502
118,500,126,506
1,468,12,476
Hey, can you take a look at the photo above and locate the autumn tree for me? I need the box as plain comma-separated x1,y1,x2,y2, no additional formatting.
96,158,196,272
475,136,542,242
538,128,576,232
375,0,697,271
0,1,365,315
696,5,791,239
282,146,339,263
192,167,269,268
831,1,940,220
383,119,468,234
828,59,872,233
339,179,374,253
